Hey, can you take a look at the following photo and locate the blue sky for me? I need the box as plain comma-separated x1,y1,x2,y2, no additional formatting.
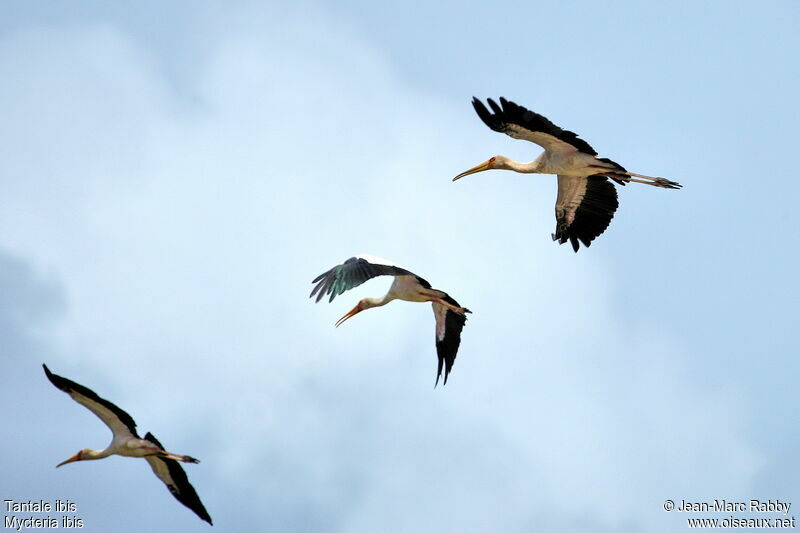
1,1,798,531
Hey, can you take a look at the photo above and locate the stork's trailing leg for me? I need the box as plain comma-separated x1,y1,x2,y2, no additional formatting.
621,171,681,189
598,172,681,189
598,174,659,186
430,298,471,316
158,450,200,463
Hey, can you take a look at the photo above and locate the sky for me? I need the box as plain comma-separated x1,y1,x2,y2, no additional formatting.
1,0,798,531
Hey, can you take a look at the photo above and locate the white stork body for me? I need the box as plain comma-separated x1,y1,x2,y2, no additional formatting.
454,97,681,251
358,273,447,307
310,255,470,385
63,434,187,461
43,365,212,525
492,150,618,177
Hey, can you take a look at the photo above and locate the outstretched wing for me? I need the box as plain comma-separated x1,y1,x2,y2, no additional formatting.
472,97,598,155
310,255,421,303
432,296,470,386
143,432,213,525
552,175,619,252
43,364,139,440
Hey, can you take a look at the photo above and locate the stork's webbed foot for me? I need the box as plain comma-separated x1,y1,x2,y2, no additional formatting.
653,177,682,189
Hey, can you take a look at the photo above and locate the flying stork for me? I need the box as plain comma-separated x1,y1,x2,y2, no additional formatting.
310,255,470,385
43,364,212,525
454,97,681,251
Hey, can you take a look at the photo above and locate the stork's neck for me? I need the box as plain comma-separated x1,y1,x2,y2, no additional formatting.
83,448,113,460
93,447,111,461
498,156,545,174
362,295,394,309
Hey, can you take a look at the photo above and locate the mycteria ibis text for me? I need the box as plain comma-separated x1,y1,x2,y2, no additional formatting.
3,500,83,529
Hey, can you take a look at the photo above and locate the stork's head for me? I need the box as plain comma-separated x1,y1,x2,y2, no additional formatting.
453,156,509,181
335,298,381,327
56,449,89,467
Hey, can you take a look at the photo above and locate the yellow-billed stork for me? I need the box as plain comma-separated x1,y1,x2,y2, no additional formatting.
454,97,681,251
310,255,470,386
43,364,212,525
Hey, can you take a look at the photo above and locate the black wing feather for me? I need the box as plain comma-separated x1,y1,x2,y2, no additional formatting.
144,432,213,525
310,257,416,303
552,176,619,252
472,97,598,155
42,364,139,438
435,295,470,387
